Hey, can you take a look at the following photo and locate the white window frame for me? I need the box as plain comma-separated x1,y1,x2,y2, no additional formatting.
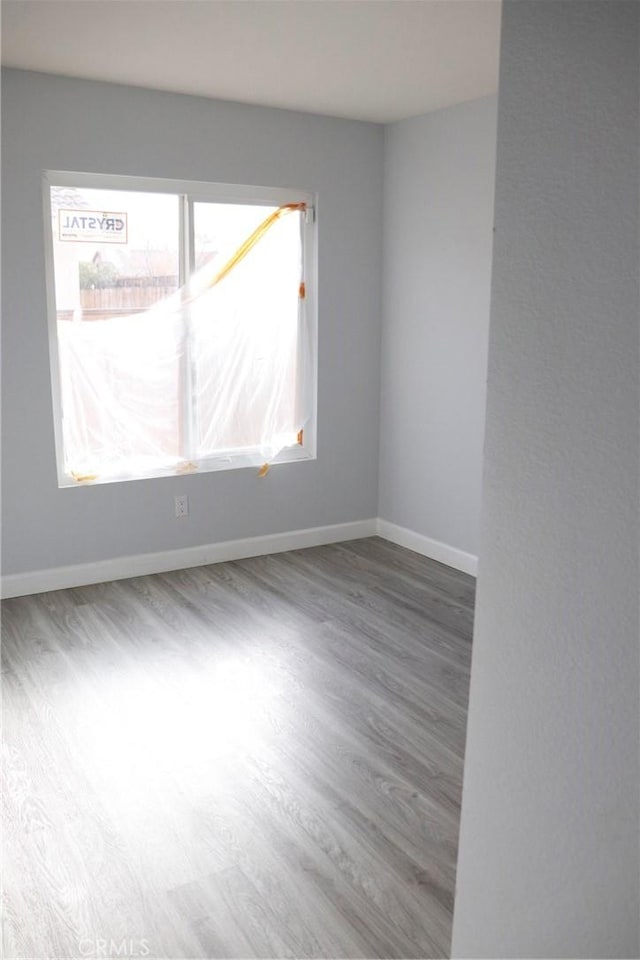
42,170,317,488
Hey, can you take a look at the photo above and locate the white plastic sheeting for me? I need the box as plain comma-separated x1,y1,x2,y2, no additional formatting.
56,206,310,482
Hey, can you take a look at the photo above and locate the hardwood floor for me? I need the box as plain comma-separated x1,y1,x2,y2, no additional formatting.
1,537,475,959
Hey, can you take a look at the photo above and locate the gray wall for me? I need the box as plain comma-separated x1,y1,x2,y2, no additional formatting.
1,69,383,575
378,97,497,556
452,3,640,957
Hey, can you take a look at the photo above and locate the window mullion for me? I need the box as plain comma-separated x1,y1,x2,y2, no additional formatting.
178,195,195,462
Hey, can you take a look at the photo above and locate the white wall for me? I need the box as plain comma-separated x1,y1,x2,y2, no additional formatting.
1,70,383,576
452,3,640,957
379,96,497,559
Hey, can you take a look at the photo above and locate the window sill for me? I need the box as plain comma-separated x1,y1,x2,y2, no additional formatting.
58,442,315,488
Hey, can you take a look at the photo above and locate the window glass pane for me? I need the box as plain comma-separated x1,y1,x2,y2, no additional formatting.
50,186,180,320
50,187,182,478
191,203,302,456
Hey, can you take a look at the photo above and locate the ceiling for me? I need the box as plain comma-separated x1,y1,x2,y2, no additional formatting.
1,0,501,124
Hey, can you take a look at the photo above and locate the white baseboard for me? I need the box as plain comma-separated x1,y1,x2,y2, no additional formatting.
1,519,378,599
376,519,478,576
1,516,477,598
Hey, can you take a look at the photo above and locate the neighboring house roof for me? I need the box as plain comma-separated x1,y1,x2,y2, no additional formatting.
92,247,219,278
93,247,179,277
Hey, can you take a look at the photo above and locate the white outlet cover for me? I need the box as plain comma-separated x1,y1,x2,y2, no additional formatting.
174,495,189,518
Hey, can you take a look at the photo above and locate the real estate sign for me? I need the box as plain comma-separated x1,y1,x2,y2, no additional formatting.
58,209,128,243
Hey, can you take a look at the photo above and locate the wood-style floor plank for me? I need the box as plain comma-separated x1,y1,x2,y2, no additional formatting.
2,537,474,958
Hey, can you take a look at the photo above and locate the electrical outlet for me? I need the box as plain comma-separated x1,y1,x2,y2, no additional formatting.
174,494,189,518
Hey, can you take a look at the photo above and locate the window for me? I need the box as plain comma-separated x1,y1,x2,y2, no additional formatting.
43,172,316,486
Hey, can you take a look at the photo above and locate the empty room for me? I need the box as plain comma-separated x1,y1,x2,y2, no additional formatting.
2,2,639,959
